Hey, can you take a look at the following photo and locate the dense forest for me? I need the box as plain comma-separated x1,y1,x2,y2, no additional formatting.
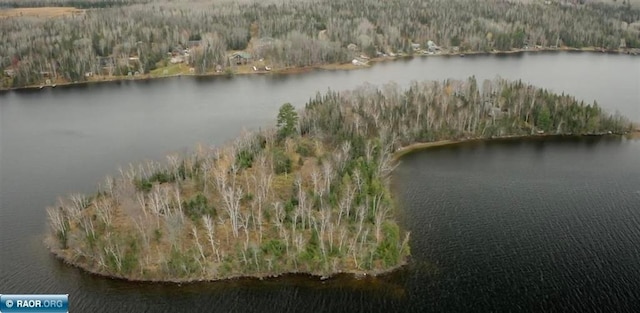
1,0,639,88
46,77,632,282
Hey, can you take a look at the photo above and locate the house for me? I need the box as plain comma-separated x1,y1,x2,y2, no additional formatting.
426,40,440,52
488,107,503,118
97,57,111,67
170,55,185,64
347,43,359,51
318,30,329,41
230,52,252,65
411,43,421,51
170,47,183,56
351,59,367,66
3,69,14,77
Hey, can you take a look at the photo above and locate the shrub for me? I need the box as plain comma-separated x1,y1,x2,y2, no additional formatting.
153,228,162,243
296,140,315,157
261,239,286,257
236,149,254,169
272,148,292,174
134,178,153,193
149,170,173,184
183,193,214,221
375,222,401,267
166,247,201,277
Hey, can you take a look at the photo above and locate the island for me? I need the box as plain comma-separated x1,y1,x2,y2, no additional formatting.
2,0,640,90
46,77,634,282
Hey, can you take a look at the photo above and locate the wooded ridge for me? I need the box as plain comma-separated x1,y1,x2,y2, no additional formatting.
2,0,639,88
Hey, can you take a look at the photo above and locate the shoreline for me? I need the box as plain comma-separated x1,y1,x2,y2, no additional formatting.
393,132,640,160
48,131,636,284
48,243,408,284
3,47,637,93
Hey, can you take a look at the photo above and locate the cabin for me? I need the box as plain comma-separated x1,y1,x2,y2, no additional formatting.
427,40,440,52
351,59,367,66
3,69,14,77
170,56,185,64
230,52,252,65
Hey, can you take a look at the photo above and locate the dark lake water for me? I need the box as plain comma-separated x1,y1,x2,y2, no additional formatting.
1,52,639,312
394,136,640,312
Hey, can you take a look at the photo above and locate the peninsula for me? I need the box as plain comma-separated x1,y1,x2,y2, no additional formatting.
46,77,633,282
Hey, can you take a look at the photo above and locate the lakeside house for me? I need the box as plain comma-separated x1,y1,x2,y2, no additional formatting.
427,40,440,53
230,52,252,65
352,58,368,66
169,45,193,64
170,55,186,64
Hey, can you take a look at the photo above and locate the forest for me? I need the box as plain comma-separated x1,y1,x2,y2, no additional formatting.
46,77,632,282
1,0,639,88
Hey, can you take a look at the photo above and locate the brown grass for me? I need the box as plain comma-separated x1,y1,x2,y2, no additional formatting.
0,7,84,19
628,130,640,140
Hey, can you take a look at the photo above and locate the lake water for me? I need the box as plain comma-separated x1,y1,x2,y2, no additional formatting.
1,52,639,312
394,136,640,312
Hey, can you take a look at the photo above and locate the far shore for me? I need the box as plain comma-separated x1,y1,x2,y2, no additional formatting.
2,46,637,93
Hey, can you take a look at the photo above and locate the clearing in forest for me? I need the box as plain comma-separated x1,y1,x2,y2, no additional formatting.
0,7,84,18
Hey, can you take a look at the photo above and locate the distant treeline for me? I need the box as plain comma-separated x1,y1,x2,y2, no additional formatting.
1,0,639,88
0,0,148,9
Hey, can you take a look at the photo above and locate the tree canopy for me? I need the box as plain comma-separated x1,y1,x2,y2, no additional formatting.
1,0,638,88
277,102,298,140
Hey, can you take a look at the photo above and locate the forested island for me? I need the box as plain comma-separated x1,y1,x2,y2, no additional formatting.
46,77,634,282
2,0,640,89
